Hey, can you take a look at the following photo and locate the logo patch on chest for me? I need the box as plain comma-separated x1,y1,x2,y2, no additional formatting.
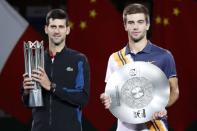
66,67,74,71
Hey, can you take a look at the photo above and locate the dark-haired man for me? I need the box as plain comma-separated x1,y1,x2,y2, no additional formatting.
22,9,90,131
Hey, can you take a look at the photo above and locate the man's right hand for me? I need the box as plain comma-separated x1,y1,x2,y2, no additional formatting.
23,73,35,90
100,93,111,109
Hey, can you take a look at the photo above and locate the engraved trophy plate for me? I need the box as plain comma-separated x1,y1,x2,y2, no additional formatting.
24,41,44,107
105,61,170,124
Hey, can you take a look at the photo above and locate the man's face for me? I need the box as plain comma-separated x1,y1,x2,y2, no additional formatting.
45,18,70,46
124,13,149,42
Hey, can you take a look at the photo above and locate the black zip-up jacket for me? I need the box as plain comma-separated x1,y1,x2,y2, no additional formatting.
22,47,90,131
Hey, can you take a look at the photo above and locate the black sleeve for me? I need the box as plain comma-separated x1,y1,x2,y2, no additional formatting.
52,55,90,107
20,86,29,107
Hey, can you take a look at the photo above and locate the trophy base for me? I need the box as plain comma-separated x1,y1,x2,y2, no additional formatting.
28,88,44,107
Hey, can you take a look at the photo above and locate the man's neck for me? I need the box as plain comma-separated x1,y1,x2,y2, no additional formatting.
128,37,148,54
49,42,65,56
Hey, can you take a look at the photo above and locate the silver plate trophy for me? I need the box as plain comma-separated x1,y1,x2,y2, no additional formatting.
24,41,44,107
105,61,170,124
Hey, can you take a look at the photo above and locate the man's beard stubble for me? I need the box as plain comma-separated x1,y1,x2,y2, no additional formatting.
131,32,146,43
50,37,64,46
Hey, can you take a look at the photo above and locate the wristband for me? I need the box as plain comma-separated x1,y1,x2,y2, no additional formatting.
50,82,56,93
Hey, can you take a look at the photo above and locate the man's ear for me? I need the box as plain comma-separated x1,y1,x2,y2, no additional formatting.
146,23,150,31
124,23,128,31
44,25,48,34
66,26,70,35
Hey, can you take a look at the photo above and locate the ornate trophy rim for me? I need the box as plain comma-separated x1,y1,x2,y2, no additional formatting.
105,61,170,124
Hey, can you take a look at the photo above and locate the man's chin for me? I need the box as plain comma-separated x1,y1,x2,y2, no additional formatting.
133,38,141,42
54,42,61,46
132,36,144,42
52,40,63,46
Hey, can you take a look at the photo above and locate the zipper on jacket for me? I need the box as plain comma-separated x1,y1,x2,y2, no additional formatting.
49,59,54,126
49,95,52,125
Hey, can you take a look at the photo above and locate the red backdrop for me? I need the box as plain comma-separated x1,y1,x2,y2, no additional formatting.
0,0,197,131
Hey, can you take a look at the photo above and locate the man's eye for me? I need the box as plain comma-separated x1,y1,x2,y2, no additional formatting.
128,21,134,24
138,20,144,24
59,26,65,28
50,26,56,29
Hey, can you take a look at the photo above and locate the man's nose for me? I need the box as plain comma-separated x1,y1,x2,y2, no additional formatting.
133,23,139,30
54,28,60,33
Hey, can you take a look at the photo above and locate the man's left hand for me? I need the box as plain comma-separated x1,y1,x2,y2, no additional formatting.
32,67,51,91
152,109,167,120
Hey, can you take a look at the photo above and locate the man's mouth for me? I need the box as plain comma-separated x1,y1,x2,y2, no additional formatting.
132,32,140,36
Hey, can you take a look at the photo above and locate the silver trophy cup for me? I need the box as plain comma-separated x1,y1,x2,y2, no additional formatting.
24,41,44,107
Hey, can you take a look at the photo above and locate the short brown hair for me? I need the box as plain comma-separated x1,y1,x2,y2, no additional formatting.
123,3,150,25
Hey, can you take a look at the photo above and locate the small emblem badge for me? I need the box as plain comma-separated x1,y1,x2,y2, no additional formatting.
66,67,73,71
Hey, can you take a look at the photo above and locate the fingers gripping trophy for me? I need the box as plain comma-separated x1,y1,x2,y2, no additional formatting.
23,41,44,107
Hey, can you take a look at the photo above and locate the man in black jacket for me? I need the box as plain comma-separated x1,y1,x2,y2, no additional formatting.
22,9,90,131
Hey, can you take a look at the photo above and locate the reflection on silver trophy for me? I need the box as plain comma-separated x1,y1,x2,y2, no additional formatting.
24,41,44,107
105,62,170,124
